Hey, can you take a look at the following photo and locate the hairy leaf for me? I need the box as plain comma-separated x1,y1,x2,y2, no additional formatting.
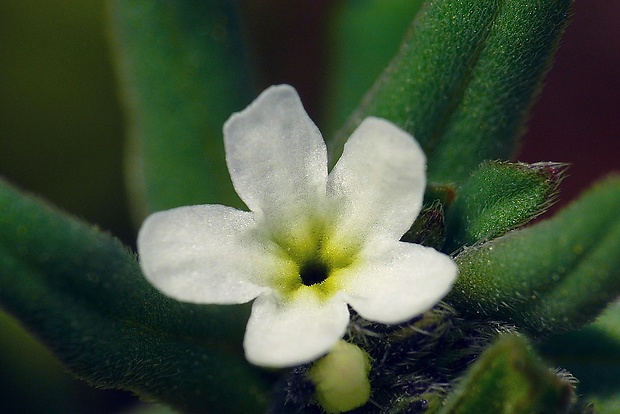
449,176,620,335
445,161,567,250
0,180,273,413
437,335,574,414
108,0,252,220
328,0,572,183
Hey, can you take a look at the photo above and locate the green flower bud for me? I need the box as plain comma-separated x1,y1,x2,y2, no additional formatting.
309,340,371,413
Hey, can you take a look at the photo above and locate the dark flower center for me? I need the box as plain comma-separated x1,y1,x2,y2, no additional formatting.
299,260,330,286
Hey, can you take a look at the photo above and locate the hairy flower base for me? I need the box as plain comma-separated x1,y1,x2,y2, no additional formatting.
138,85,457,367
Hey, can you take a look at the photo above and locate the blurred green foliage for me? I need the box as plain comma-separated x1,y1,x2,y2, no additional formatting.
0,2,135,413
323,0,425,135
0,311,134,414
540,301,620,412
0,0,132,242
436,335,574,414
0,1,618,413
109,0,253,219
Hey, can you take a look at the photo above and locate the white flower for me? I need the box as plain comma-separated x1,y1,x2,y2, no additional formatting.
137,85,457,367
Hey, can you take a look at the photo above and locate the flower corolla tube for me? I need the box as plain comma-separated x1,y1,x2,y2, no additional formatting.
138,85,457,367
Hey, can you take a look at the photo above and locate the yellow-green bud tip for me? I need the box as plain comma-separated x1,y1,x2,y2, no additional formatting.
309,340,371,413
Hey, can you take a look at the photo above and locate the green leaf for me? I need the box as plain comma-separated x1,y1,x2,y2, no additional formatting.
108,0,252,220
0,180,273,414
323,0,425,135
445,161,567,251
449,176,620,335
328,0,572,183
436,335,575,414
590,395,620,414
124,403,181,414
539,301,620,402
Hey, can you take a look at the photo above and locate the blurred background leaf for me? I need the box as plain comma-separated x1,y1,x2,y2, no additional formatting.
322,0,425,136
0,311,135,414
435,335,575,414
0,0,132,242
108,0,253,221
0,2,135,412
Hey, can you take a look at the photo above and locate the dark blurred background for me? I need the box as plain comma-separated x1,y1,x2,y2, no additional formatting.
518,1,620,213
0,1,618,413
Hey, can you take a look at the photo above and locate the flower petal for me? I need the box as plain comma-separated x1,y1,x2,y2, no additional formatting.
342,240,457,324
327,117,426,245
224,85,328,235
137,205,282,304
243,291,350,367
